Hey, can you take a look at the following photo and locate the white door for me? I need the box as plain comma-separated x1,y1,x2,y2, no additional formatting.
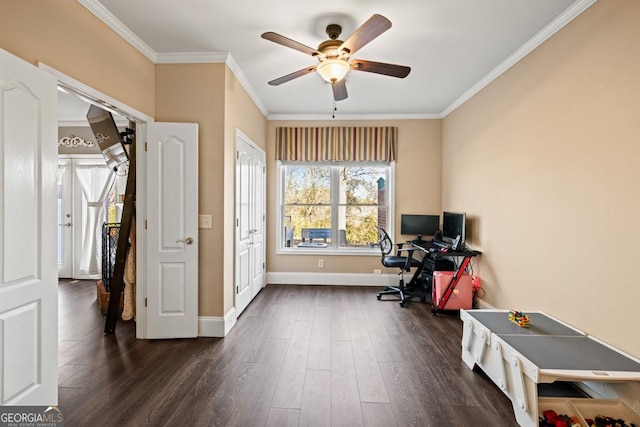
146,122,199,338
0,48,58,405
250,142,265,299
235,130,265,316
57,160,73,278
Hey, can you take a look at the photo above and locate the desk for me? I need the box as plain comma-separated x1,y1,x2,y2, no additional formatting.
406,242,480,313
461,310,640,427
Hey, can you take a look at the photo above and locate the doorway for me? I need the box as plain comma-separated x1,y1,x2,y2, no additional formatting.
57,86,133,281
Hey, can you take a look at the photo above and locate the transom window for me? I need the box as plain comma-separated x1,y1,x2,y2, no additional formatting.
279,162,393,252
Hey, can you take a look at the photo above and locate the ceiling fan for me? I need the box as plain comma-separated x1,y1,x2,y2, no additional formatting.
261,14,411,102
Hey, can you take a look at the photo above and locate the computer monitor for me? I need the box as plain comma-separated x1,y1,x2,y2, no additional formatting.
400,214,440,241
442,211,466,247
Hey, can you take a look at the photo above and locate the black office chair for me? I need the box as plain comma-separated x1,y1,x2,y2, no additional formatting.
376,227,424,307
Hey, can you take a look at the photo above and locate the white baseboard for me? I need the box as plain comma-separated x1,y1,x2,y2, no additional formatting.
476,298,496,309
198,306,237,337
267,271,396,287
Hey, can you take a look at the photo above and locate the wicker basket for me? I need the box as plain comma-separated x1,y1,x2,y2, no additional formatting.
96,280,123,314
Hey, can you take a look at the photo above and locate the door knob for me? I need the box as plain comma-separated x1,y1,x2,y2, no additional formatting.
59,222,72,227
176,237,194,245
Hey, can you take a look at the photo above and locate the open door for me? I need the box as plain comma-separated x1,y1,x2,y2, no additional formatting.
145,123,199,338
0,48,58,404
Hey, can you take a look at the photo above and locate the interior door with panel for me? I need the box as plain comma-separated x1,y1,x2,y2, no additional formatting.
235,130,266,316
0,47,58,405
146,122,199,339
250,142,265,299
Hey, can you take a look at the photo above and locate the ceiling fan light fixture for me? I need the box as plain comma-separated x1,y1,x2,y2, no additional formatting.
317,58,350,83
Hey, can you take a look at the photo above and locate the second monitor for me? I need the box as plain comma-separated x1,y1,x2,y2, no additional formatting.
400,214,440,241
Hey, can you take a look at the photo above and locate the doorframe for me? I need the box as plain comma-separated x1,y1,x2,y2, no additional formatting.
39,63,153,338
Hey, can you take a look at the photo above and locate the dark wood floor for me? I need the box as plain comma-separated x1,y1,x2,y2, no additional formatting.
58,280,518,427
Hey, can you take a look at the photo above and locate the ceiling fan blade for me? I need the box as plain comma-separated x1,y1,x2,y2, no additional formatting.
261,32,320,57
268,66,317,86
350,59,411,78
339,14,392,56
332,79,348,101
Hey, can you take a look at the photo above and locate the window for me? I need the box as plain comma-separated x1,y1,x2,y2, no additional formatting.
279,162,394,253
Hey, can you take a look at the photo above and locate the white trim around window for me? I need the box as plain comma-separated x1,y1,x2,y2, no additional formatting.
276,161,395,255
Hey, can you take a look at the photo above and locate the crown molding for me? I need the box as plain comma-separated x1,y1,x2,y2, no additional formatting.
440,0,597,117
76,0,157,62
78,0,596,120
226,54,269,117
268,112,442,121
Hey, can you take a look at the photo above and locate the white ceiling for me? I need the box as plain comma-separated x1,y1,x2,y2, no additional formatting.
67,0,592,119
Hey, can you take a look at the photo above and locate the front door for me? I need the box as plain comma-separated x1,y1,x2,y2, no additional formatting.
57,159,73,278
0,47,58,404
146,122,199,338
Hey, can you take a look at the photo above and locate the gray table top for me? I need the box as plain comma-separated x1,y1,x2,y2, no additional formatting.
466,311,640,372
466,311,582,337
500,335,640,372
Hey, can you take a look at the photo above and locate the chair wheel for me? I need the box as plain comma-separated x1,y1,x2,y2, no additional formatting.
399,301,406,307
376,295,381,300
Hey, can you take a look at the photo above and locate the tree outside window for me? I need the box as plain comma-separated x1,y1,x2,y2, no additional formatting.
282,164,390,250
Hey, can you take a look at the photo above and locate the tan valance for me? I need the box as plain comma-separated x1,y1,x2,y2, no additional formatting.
276,127,397,162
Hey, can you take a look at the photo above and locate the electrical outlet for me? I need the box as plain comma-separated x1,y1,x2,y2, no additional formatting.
373,269,381,275
633,399,640,414
318,259,324,268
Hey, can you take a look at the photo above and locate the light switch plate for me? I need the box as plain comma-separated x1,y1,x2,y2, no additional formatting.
198,214,212,229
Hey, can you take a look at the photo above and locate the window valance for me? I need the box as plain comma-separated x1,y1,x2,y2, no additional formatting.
276,126,397,162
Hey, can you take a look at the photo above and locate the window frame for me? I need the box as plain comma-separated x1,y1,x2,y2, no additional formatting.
276,160,395,255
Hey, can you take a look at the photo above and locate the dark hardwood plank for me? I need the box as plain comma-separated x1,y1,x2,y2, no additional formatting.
271,320,312,408
330,340,365,427
57,281,519,427
361,402,397,427
299,369,331,427
348,315,389,403
265,408,300,427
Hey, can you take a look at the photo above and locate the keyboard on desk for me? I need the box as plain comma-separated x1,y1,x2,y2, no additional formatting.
432,240,451,249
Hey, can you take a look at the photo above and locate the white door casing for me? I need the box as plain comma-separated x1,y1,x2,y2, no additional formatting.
0,47,58,405
146,122,199,339
235,130,265,316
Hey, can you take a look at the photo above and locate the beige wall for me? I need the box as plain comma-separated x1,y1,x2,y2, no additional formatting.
223,68,267,313
155,63,227,317
442,1,640,357
0,0,155,117
266,119,441,275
